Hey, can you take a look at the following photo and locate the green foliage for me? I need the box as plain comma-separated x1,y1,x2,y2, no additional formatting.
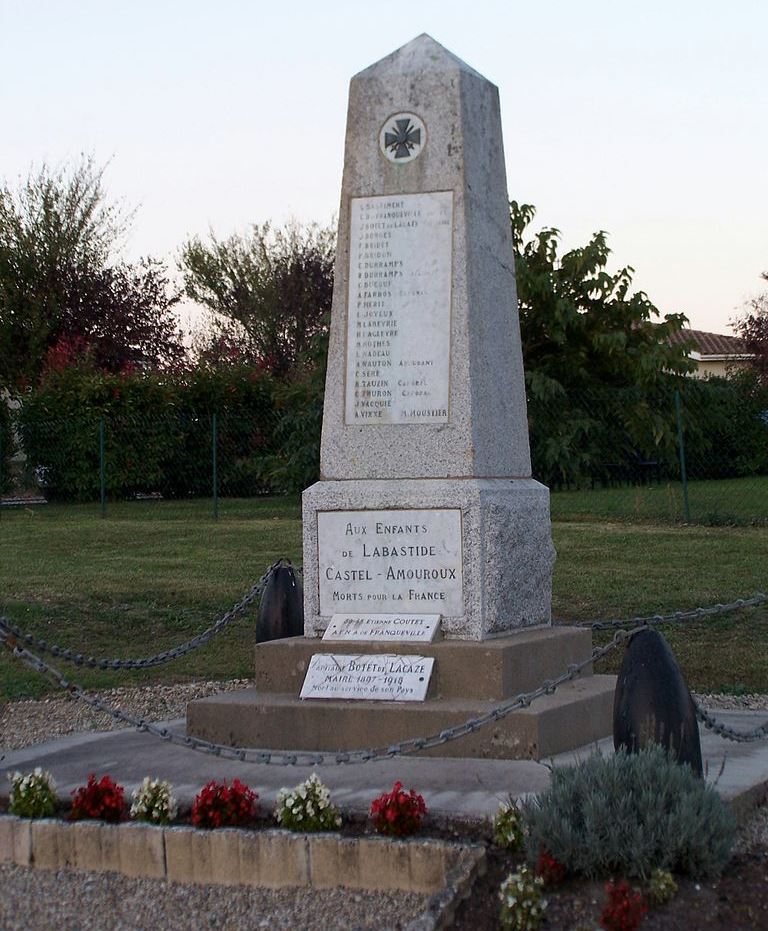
733,281,768,387
130,777,178,825
181,220,334,378
522,746,735,880
14,364,282,501
0,396,13,494
498,867,548,931
511,202,693,487
8,768,57,818
646,867,678,906
16,365,178,501
274,773,342,832
679,372,768,481
0,158,182,390
492,797,525,850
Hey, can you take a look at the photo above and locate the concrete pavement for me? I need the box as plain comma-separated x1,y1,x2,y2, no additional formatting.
3,710,767,823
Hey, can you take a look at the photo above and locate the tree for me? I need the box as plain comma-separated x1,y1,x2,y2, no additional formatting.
732,276,768,386
0,158,183,390
180,221,335,378
511,202,694,485
49,258,184,374
512,201,692,396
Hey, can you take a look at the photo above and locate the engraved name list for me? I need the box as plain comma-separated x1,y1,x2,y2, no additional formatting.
345,191,453,424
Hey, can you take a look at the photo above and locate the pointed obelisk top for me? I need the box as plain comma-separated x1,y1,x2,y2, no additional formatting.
355,33,486,81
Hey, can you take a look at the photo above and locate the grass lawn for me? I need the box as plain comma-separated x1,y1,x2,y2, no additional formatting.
550,475,768,526
0,498,766,701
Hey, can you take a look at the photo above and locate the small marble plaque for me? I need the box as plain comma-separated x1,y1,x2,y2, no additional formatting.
323,613,439,643
300,653,434,701
317,508,463,616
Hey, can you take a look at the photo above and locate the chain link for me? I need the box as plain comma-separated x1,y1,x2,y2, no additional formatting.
1,624,638,766
0,561,288,670
1,579,766,761
693,701,768,743
571,592,768,632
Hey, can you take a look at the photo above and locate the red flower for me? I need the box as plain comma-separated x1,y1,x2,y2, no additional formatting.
191,779,259,829
535,848,567,886
600,880,648,931
70,774,125,822
370,781,427,837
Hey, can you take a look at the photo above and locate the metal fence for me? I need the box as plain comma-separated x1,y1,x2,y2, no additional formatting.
1,381,766,525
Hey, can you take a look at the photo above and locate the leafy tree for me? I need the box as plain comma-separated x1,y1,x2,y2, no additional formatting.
0,158,183,390
180,221,335,378
511,202,694,485
49,258,184,374
732,277,768,386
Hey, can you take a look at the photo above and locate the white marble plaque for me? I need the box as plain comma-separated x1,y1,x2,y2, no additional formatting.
323,613,440,643
300,653,434,701
318,509,463,617
345,191,453,425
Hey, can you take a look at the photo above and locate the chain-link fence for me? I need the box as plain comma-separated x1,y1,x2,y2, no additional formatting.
1,378,766,524
532,381,768,525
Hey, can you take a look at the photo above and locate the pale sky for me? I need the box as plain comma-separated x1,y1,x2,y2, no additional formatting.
1,0,766,336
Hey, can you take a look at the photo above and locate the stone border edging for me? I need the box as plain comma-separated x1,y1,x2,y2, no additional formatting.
0,814,485,926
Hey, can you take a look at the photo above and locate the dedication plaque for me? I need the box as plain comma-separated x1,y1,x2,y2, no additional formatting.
345,191,453,425
317,509,463,617
322,613,440,643
300,653,434,701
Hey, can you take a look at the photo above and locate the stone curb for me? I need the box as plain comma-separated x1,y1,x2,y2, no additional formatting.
0,814,484,904
406,846,487,931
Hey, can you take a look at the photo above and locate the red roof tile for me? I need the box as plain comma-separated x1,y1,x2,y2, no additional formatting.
668,328,749,357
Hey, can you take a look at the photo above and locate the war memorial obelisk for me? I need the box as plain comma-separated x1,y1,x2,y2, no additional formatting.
188,35,614,758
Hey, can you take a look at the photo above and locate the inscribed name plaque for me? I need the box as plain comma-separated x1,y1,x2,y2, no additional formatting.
345,191,453,425
317,509,463,617
300,653,434,701
322,613,440,643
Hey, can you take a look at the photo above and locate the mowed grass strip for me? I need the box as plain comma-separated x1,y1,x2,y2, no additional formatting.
550,475,768,526
0,500,766,700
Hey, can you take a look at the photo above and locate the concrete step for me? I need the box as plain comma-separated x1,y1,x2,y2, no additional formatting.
187,674,617,761
252,627,595,701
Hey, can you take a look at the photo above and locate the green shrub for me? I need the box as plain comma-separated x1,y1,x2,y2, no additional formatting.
8,768,57,818
14,363,283,501
522,746,735,880
0,397,13,494
492,797,525,850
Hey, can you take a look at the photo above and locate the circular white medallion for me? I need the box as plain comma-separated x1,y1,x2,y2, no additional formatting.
379,112,426,164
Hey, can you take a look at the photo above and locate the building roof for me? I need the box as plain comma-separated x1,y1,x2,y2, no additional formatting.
668,328,750,360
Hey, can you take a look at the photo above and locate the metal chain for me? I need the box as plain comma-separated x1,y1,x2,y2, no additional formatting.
570,592,768,632
0,624,637,766
0,561,287,671
693,701,768,743
1,579,766,758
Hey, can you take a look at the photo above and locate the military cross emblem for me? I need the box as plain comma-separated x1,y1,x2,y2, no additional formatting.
379,112,426,164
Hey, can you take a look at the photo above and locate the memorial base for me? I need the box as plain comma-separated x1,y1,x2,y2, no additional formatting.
302,478,556,641
187,628,616,761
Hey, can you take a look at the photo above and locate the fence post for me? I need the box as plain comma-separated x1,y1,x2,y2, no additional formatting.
674,389,691,523
99,417,106,519
212,411,219,520
0,425,4,521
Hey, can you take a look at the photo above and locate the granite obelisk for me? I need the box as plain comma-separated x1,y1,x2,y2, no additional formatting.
302,34,555,640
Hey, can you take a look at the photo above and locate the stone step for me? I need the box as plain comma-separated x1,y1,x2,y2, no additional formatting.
187,675,616,761
253,627,595,702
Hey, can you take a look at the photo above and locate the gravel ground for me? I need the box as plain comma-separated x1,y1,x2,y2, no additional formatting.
1,681,767,930
0,863,426,931
0,680,251,752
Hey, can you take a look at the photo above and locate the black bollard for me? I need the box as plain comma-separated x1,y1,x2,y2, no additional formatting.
256,565,304,642
613,628,703,776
